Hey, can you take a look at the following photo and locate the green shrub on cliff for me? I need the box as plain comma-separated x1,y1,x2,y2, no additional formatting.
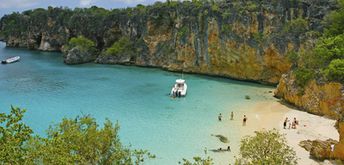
283,18,309,35
67,36,96,53
294,68,314,88
325,59,344,83
290,0,344,86
314,34,344,67
324,0,344,36
0,106,153,164
287,51,299,66
178,26,189,39
105,37,134,56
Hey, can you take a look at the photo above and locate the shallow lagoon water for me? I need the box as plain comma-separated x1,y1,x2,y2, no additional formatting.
0,42,274,164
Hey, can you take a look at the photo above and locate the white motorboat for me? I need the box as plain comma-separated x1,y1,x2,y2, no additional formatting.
1,56,20,64
170,79,187,97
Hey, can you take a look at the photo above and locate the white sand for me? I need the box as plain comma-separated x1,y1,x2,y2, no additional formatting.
239,100,339,165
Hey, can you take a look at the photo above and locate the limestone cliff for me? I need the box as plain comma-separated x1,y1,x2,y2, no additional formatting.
334,122,344,160
275,73,344,119
0,0,335,84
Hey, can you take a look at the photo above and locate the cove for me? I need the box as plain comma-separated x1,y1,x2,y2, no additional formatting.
0,42,275,164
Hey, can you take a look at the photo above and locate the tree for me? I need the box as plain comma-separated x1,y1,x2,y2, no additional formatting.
324,0,344,36
68,36,96,51
104,36,134,56
0,106,33,164
325,59,344,83
0,107,154,164
294,68,314,88
314,34,344,67
180,156,213,165
235,129,298,165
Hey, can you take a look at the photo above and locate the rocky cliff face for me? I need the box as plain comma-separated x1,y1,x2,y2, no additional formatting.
336,122,344,160
0,0,335,84
275,73,344,119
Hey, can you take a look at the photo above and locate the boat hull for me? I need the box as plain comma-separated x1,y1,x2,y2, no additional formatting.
170,84,187,97
1,56,20,64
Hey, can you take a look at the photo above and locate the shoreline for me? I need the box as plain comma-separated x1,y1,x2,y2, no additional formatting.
238,99,339,165
211,97,339,165
0,43,278,86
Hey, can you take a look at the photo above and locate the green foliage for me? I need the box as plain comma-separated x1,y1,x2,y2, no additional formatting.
0,106,33,164
294,68,314,88
283,18,309,35
221,24,232,34
324,0,344,36
178,26,189,39
246,1,258,11
314,34,344,67
210,2,220,13
252,32,264,43
67,36,96,53
287,51,299,65
34,116,153,164
69,36,95,49
221,11,232,20
290,0,344,86
0,107,153,164
180,156,213,165
105,37,133,56
235,129,297,165
325,59,344,83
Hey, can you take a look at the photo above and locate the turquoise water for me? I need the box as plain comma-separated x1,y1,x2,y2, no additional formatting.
0,42,274,164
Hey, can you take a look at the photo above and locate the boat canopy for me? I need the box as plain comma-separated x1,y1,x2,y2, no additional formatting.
176,79,185,84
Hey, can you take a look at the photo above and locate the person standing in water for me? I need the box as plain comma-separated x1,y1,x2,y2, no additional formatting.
218,113,222,121
230,112,234,120
243,115,247,126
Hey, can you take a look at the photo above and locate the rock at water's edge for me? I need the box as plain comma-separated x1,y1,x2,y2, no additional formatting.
300,139,338,160
64,47,97,65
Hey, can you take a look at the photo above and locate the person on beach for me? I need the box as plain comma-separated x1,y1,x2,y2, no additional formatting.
292,118,298,129
243,115,247,126
227,146,231,152
218,113,222,121
283,117,288,129
230,112,234,120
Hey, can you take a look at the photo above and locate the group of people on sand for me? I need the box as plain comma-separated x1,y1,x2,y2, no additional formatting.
204,146,231,155
218,112,247,126
283,117,299,129
217,146,231,152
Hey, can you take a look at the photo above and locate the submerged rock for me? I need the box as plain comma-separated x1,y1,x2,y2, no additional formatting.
212,134,229,143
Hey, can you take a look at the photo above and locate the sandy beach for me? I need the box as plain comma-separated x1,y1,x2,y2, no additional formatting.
238,100,339,165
